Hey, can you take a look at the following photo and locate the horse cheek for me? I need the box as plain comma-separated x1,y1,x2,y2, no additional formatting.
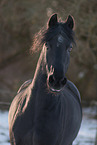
64,53,70,74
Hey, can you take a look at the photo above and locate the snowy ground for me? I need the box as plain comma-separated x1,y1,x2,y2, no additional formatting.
0,111,9,145
0,106,97,145
74,106,97,145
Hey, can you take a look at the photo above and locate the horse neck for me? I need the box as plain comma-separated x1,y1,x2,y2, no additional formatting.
30,46,60,111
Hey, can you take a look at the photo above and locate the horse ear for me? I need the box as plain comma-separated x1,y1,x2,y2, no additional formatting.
48,14,58,28
65,15,74,30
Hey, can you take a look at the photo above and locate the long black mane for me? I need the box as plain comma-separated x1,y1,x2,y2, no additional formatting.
31,21,75,53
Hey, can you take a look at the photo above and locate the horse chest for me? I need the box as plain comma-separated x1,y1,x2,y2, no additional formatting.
34,92,81,144
59,93,82,145
34,97,62,131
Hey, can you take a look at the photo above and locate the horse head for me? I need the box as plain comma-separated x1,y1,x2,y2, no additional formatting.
43,14,75,92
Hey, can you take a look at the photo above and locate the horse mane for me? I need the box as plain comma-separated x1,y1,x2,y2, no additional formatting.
31,21,75,53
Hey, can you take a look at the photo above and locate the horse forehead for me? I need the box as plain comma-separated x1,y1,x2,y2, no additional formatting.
57,34,64,43
57,34,64,47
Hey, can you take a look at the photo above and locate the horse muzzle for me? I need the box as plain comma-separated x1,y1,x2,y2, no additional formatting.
47,74,67,92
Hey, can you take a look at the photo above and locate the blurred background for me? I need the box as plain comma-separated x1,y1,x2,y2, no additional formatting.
0,0,97,145
0,0,97,106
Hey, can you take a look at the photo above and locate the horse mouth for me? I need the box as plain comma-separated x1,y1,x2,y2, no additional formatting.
47,83,64,93
50,87,62,92
47,77,67,93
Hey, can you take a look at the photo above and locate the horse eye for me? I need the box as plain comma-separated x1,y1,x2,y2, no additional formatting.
68,44,73,52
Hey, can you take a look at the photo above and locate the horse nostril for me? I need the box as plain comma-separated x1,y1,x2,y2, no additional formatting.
61,77,67,85
49,75,55,84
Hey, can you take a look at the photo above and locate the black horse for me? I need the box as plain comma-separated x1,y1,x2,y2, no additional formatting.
8,14,82,145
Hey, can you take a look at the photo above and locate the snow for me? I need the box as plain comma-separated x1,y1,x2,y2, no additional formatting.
0,111,9,145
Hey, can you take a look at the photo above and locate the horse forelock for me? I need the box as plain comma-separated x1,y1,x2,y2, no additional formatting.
30,21,75,54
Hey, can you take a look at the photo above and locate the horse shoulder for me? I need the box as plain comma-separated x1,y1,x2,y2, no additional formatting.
9,86,33,144
66,80,81,102
9,79,33,126
17,79,32,94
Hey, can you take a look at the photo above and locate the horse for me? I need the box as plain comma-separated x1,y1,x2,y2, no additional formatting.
8,14,82,145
